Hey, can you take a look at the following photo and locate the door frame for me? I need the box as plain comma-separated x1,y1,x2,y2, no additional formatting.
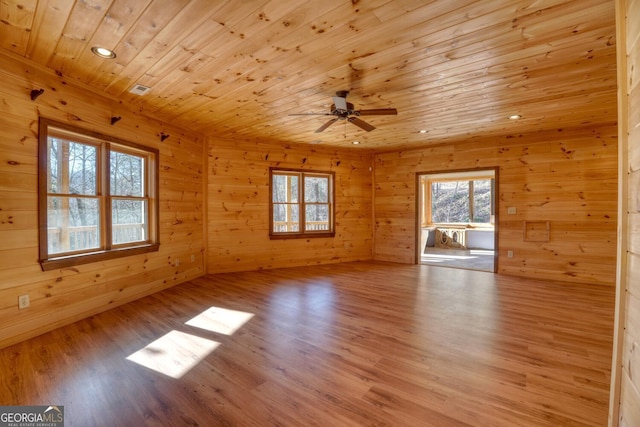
415,167,499,272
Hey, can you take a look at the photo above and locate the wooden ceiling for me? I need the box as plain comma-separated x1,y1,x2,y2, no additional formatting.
0,0,617,150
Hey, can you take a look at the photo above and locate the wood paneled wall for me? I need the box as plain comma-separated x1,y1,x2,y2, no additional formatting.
207,139,373,273
0,51,206,349
614,0,640,424
374,125,618,286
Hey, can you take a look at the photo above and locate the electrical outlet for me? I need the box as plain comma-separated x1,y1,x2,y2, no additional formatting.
175,259,180,267
190,254,195,263
18,294,30,309
507,250,514,258
507,207,517,215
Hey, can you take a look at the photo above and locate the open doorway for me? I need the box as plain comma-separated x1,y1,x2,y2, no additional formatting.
417,168,498,273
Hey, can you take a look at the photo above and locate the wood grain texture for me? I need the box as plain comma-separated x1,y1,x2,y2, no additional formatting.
0,2,624,420
0,0,618,150
207,138,373,273
374,125,618,286
0,51,206,349
616,0,640,424
0,261,615,426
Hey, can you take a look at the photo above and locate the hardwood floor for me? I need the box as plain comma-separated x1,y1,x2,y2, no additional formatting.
0,261,615,426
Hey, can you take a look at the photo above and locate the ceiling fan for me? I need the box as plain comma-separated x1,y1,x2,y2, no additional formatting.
290,90,398,133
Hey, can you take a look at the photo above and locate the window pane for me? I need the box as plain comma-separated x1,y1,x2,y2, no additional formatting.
48,138,60,193
304,176,329,203
305,204,329,231
112,199,147,244
272,174,299,203
111,151,144,197
48,138,97,195
47,196,100,254
273,203,299,232
472,179,492,223
272,175,286,202
289,176,299,202
431,181,470,223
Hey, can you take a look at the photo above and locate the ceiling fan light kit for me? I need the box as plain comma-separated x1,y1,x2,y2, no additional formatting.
290,90,397,133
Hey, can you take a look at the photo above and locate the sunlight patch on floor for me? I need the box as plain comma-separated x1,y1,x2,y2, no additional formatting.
186,306,255,335
422,253,478,261
127,306,256,378
420,248,494,272
126,330,220,379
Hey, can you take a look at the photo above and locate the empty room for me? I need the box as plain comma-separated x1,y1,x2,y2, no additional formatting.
0,0,638,426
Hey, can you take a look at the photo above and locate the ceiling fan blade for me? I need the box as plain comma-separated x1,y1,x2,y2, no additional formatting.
348,117,375,132
332,95,348,111
315,118,340,133
289,112,333,116
357,108,398,116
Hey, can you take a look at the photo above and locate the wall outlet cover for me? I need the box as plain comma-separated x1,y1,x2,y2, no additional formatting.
18,294,30,309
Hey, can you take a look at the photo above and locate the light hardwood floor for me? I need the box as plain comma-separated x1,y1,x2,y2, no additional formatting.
0,261,615,426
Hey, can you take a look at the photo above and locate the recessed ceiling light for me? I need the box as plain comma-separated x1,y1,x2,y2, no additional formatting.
91,46,116,59
419,130,428,134
509,114,521,120
352,141,360,145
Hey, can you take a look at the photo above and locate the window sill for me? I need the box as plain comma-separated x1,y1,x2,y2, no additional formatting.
269,232,335,240
40,243,160,271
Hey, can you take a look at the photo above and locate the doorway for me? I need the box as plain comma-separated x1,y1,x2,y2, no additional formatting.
417,168,498,273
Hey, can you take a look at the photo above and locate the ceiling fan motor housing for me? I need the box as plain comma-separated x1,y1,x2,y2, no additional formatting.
331,102,356,117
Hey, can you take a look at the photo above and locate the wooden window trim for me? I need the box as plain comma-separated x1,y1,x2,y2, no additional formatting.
38,118,160,271
269,167,335,239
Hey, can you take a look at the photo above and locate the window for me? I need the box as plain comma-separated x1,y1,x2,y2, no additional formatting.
269,168,335,238
38,118,159,270
427,177,494,225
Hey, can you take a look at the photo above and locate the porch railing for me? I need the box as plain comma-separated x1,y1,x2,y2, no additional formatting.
48,223,145,254
273,221,329,232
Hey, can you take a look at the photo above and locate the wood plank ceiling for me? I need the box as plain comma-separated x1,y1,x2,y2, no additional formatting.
0,0,617,150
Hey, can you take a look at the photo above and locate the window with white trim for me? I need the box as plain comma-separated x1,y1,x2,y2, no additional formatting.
38,118,159,270
269,168,335,238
